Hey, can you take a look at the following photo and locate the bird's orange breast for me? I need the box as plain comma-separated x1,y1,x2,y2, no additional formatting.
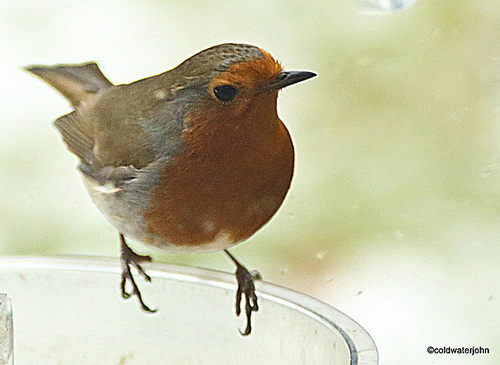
144,96,294,248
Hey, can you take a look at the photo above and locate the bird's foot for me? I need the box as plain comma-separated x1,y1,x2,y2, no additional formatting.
119,234,157,313
225,250,260,336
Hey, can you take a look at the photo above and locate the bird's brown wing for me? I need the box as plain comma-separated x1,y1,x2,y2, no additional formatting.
26,62,114,164
54,111,94,163
27,62,185,175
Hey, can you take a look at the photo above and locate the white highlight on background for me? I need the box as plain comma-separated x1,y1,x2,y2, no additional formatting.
353,0,419,13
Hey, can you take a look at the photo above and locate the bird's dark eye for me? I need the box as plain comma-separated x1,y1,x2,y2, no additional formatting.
213,85,239,102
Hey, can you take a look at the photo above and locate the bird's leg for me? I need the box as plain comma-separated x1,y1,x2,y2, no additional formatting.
119,233,157,313
224,249,260,336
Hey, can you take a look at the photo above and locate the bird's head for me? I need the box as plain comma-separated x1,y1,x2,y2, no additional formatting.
166,43,316,126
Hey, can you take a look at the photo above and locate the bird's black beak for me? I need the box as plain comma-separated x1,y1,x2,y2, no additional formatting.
266,70,316,91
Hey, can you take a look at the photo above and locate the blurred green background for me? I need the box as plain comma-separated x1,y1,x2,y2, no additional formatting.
1,0,499,363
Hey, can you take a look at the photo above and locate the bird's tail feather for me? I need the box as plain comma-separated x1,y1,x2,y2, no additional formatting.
25,62,113,107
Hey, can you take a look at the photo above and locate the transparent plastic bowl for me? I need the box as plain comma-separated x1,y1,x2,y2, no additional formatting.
0,256,378,365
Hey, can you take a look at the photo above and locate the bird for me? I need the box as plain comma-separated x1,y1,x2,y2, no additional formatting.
26,43,316,335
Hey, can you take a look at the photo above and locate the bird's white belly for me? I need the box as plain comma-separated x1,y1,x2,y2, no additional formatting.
82,175,239,254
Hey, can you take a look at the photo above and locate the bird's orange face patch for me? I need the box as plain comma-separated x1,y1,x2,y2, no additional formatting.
209,49,283,94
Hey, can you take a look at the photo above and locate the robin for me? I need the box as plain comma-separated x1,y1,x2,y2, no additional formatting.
26,43,315,335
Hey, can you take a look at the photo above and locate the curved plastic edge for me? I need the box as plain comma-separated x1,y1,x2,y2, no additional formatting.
0,255,378,365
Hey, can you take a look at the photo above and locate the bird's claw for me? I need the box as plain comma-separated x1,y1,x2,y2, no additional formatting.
120,234,157,313
234,263,259,336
